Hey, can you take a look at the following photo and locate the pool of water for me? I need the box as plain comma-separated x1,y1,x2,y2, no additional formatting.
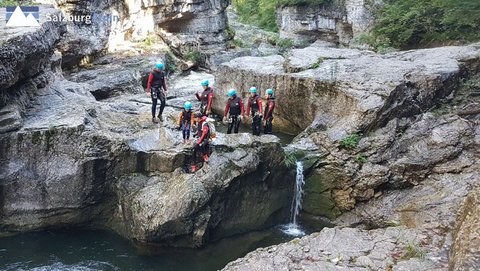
0,226,303,271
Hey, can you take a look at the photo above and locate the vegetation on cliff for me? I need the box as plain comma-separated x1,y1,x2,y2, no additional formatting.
364,0,480,49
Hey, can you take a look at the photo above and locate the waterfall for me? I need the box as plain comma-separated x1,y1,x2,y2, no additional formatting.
281,161,306,237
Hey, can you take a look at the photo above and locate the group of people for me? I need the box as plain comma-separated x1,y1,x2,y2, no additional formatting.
145,62,276,172
223,87,276,135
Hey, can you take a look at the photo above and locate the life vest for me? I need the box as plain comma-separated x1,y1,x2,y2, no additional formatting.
264,98,275,118
181,109,192,124
228,96,242,115
151,70,165,88
200,87,213,106
249,95,261,114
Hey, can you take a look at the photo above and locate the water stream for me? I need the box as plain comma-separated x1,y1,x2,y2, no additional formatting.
0,228,294,271
281,161,306,237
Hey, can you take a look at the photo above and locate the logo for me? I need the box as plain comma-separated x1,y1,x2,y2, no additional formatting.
6,6,40,27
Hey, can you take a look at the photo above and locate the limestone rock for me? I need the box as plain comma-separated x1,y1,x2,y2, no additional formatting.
450,190,480,271
276,0,381,46
223,227,442,271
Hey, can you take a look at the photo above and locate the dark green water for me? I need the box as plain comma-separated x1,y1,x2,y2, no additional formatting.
0,227,296,271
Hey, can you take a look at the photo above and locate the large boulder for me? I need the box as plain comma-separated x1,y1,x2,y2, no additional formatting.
110,134,293,247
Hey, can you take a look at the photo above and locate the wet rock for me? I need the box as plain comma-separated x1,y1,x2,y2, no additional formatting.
110,133,292,246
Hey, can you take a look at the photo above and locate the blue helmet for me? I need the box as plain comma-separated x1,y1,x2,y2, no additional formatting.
266,89,274,95
201,80,209,87
249,87,257,93
184,101,192,110
227,89,237,97
155,62,164,70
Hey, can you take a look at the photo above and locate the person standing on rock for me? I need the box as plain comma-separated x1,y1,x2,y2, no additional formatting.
177,102,195,144
264,89,275,134
146,62,168,123
195,79,214,116
191,112,211,172
246,87,263,136
223,89,244,134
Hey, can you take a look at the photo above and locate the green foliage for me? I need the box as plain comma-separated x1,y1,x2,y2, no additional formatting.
284,152,297,168
229,38,247,48
142,35,156,46
339,133,362,149
165,51,177,74
225,26,236,40
277,0,329,6
310,57,324,69
185,50,202,63
402,242,426,260
277,38,294,49
266,34,294,48
371,0,480,49
0,0,21,7
355,153,367,164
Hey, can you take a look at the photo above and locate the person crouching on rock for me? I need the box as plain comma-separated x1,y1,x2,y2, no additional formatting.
264,89,275,134
246,87,263,136
146,62,168,123
193,112,211,166
223,89,244,134
178,102,195,144
195,79,214,116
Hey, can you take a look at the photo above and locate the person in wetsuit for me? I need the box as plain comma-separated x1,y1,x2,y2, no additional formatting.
195,79,214,116
223,89,244,134
191,113,211,172
146,62,168,123
264,89,275,134
178,102,195,144
246,87,263,136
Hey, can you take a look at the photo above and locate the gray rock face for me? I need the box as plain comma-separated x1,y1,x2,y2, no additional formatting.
0,53,292,247
276,0,381,46
223,227,443,271
112,134,292,246
214,44,480,137
0,7,66,98
450,190,480,271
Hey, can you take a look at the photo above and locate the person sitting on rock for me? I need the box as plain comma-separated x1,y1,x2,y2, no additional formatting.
195,79,214,116
192,113,211,171
146,62,168,123
178,101,195,144
246,87,263,136
264,89,275,134
223,89,244,134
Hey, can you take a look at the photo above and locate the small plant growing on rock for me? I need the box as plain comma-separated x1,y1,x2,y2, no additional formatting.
401,242,426,260
355,153,367,164
339,133,362,149
185,50,202,63
165,52,177,75
283,152,297,168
